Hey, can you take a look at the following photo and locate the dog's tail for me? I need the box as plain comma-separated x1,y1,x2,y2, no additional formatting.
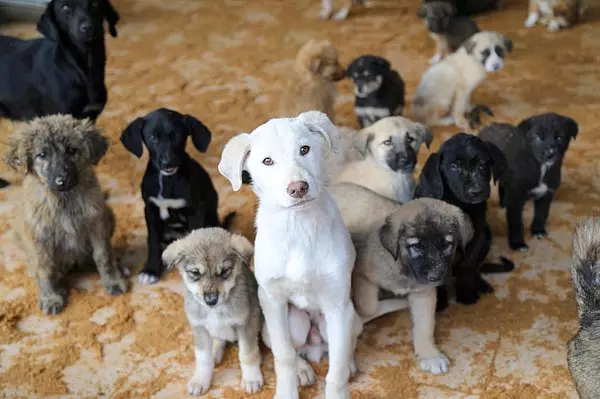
0,178,10,188
221,211,237,230
572,217,600,320
480,256,515,274
362,298,409,324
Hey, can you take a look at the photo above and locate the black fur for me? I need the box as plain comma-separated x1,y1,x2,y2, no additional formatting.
415,133,514,310
120,108,232,282
418,1,479,50
424,0,503,16
0,0,118,122
346,55,405,128
479,114,578,251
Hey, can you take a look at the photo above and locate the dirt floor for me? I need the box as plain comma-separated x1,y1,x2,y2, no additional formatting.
1,0,599,397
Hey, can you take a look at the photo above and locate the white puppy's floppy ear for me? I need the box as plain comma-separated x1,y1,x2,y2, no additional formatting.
218,133,251,191
297,110,340,153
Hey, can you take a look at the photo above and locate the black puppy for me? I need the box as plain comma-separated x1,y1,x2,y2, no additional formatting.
120,108,233,284
0,0,118,122
424,0,503,16
479,113,578,251
415,133,514,310
346,55,405,128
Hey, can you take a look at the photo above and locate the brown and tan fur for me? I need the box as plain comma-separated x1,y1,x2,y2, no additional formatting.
162,228,263,396
330,183,473,374
568,217,600,399
3,115,127,315
279,40,345,123
525,0,586,32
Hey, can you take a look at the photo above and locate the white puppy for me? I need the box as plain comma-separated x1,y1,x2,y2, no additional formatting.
411,31,512,130
219,111,358,399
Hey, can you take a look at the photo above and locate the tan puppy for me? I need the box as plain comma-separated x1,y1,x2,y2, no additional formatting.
525,0,585,32
333,117,433,203
411,31,512,130
279,40,345,123
330,183,473,375
162,228,263,396
320,0,366,20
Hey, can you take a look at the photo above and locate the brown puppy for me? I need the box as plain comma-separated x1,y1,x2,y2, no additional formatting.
568,217,600,399
4,115,127,315
279,40,345,123
525,0,585,32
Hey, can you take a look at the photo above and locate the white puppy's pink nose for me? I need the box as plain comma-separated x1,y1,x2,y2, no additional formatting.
287,181,309,199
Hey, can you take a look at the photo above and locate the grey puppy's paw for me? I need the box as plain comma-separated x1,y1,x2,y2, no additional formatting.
39,291,66,315
103,275,128,296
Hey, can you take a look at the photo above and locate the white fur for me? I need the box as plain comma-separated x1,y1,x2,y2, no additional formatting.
149,196,187,220
218,111,357,399
525,11,539,27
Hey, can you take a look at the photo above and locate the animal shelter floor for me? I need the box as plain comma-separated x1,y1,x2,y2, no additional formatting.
1,0,599,397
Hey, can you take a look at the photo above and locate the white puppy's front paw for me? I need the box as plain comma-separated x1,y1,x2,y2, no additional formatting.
525,12,539,28
241,364,264,393
297,357,317,386
419,352,450,374
187,372,213,396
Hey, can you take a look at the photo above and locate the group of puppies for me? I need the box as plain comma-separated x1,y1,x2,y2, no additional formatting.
0,0,591,398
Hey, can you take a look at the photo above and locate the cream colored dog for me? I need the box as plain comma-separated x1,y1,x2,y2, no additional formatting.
411,31,512,130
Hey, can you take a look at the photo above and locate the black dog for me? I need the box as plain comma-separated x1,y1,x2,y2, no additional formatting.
425,0,503,16
415,133,514,310
0,0,119,122
479,113,578,251
346,55,405,128
120,108,233,284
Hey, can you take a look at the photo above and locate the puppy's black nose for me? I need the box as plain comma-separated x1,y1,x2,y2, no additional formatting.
287,181,309,199
80,22,93,34
204,292,219,307
55,177,66,187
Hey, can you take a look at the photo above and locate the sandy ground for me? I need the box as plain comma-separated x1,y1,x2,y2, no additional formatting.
1,0,599,397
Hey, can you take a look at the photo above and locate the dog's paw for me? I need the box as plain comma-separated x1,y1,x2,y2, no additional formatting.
297,357,317,386
188,373,212,396
419,352,450,374
428,53,442,64
474,275,494,294
39,292,66,315
332,7,350,20
531,227,547,240
104,276,128,296
319,7,333,19
547,20,561,32
509,241,529,252
241,364,264,393
325,382,350,399
524,12,538,28
138,272,160,285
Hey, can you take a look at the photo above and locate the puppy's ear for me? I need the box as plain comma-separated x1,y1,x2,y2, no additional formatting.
309,57,322,74
4,134,30,174
218,133,251,191
373,57,391,71
102,0,120,38
416,125,434,149
484,141,506,183
82,125,109,165
120,117,145,158
162,240,185,271
564,116,579,140
230,234,254,265
416,153,444,199
504,37,513,53
183,115,212,153
463,39,476,54
297,110,341,153
357,132,374,157
379,216,401,261
37,1,60,42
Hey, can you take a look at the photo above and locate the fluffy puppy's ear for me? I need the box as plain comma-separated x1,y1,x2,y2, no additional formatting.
415,124,434,149
416,153,444,199
563,116,579,140
504,37,513,53
82,123,109,165
102,0,120,38
37,1,60,42
483,141,506,183
4,133,30,174
120,117,145,158
379,215,402,261
218,133,251,191
183,115,212,153
230,234,254,265
162,239,185,271
298,110,341,154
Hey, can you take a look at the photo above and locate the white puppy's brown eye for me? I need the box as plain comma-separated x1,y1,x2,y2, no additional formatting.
383,138,393,146
262,157,274,166
300,145,310,156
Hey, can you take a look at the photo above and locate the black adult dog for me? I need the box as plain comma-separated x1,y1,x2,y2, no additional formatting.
479,113,578,251
120,108,233,284
415,133,514,310
0,0,119,122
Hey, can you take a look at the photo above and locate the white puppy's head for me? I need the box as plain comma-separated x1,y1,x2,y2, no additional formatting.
463,31,513,73
219,111,340,209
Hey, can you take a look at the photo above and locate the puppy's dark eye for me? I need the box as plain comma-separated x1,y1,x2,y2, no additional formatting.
61,3,72,12
262,157,274,166
300,145,310,156
383,138,393,146
219,268,232,280
406,136,414,144
36,152,47,159
66,147,77,156
187,269,202,281
481,49,491,58
494,46,505,58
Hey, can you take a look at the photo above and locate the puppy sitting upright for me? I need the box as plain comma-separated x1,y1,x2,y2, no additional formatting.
479,113,578,251
417,1,480,64
346,55,406,128
279,40,345,123
121,108,229,284
162,228,263,396
4,115,127,314
411,31,512,130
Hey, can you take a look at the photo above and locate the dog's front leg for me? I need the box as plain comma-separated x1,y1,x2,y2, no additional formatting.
34,246,66,314
525,0,539,27
323,301,355,399
531,192,553,239
506,195,528,251
140,204,164,284
409,287,449,374
258,287,299,399
89,220,127,296
236,325,264,393
188,325,214,396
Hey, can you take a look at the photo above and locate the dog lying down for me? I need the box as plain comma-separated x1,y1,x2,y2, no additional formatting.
219,111,358,398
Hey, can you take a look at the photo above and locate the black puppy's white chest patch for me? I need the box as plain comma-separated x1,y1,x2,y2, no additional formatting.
529,163,553,199
149,195,187,220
